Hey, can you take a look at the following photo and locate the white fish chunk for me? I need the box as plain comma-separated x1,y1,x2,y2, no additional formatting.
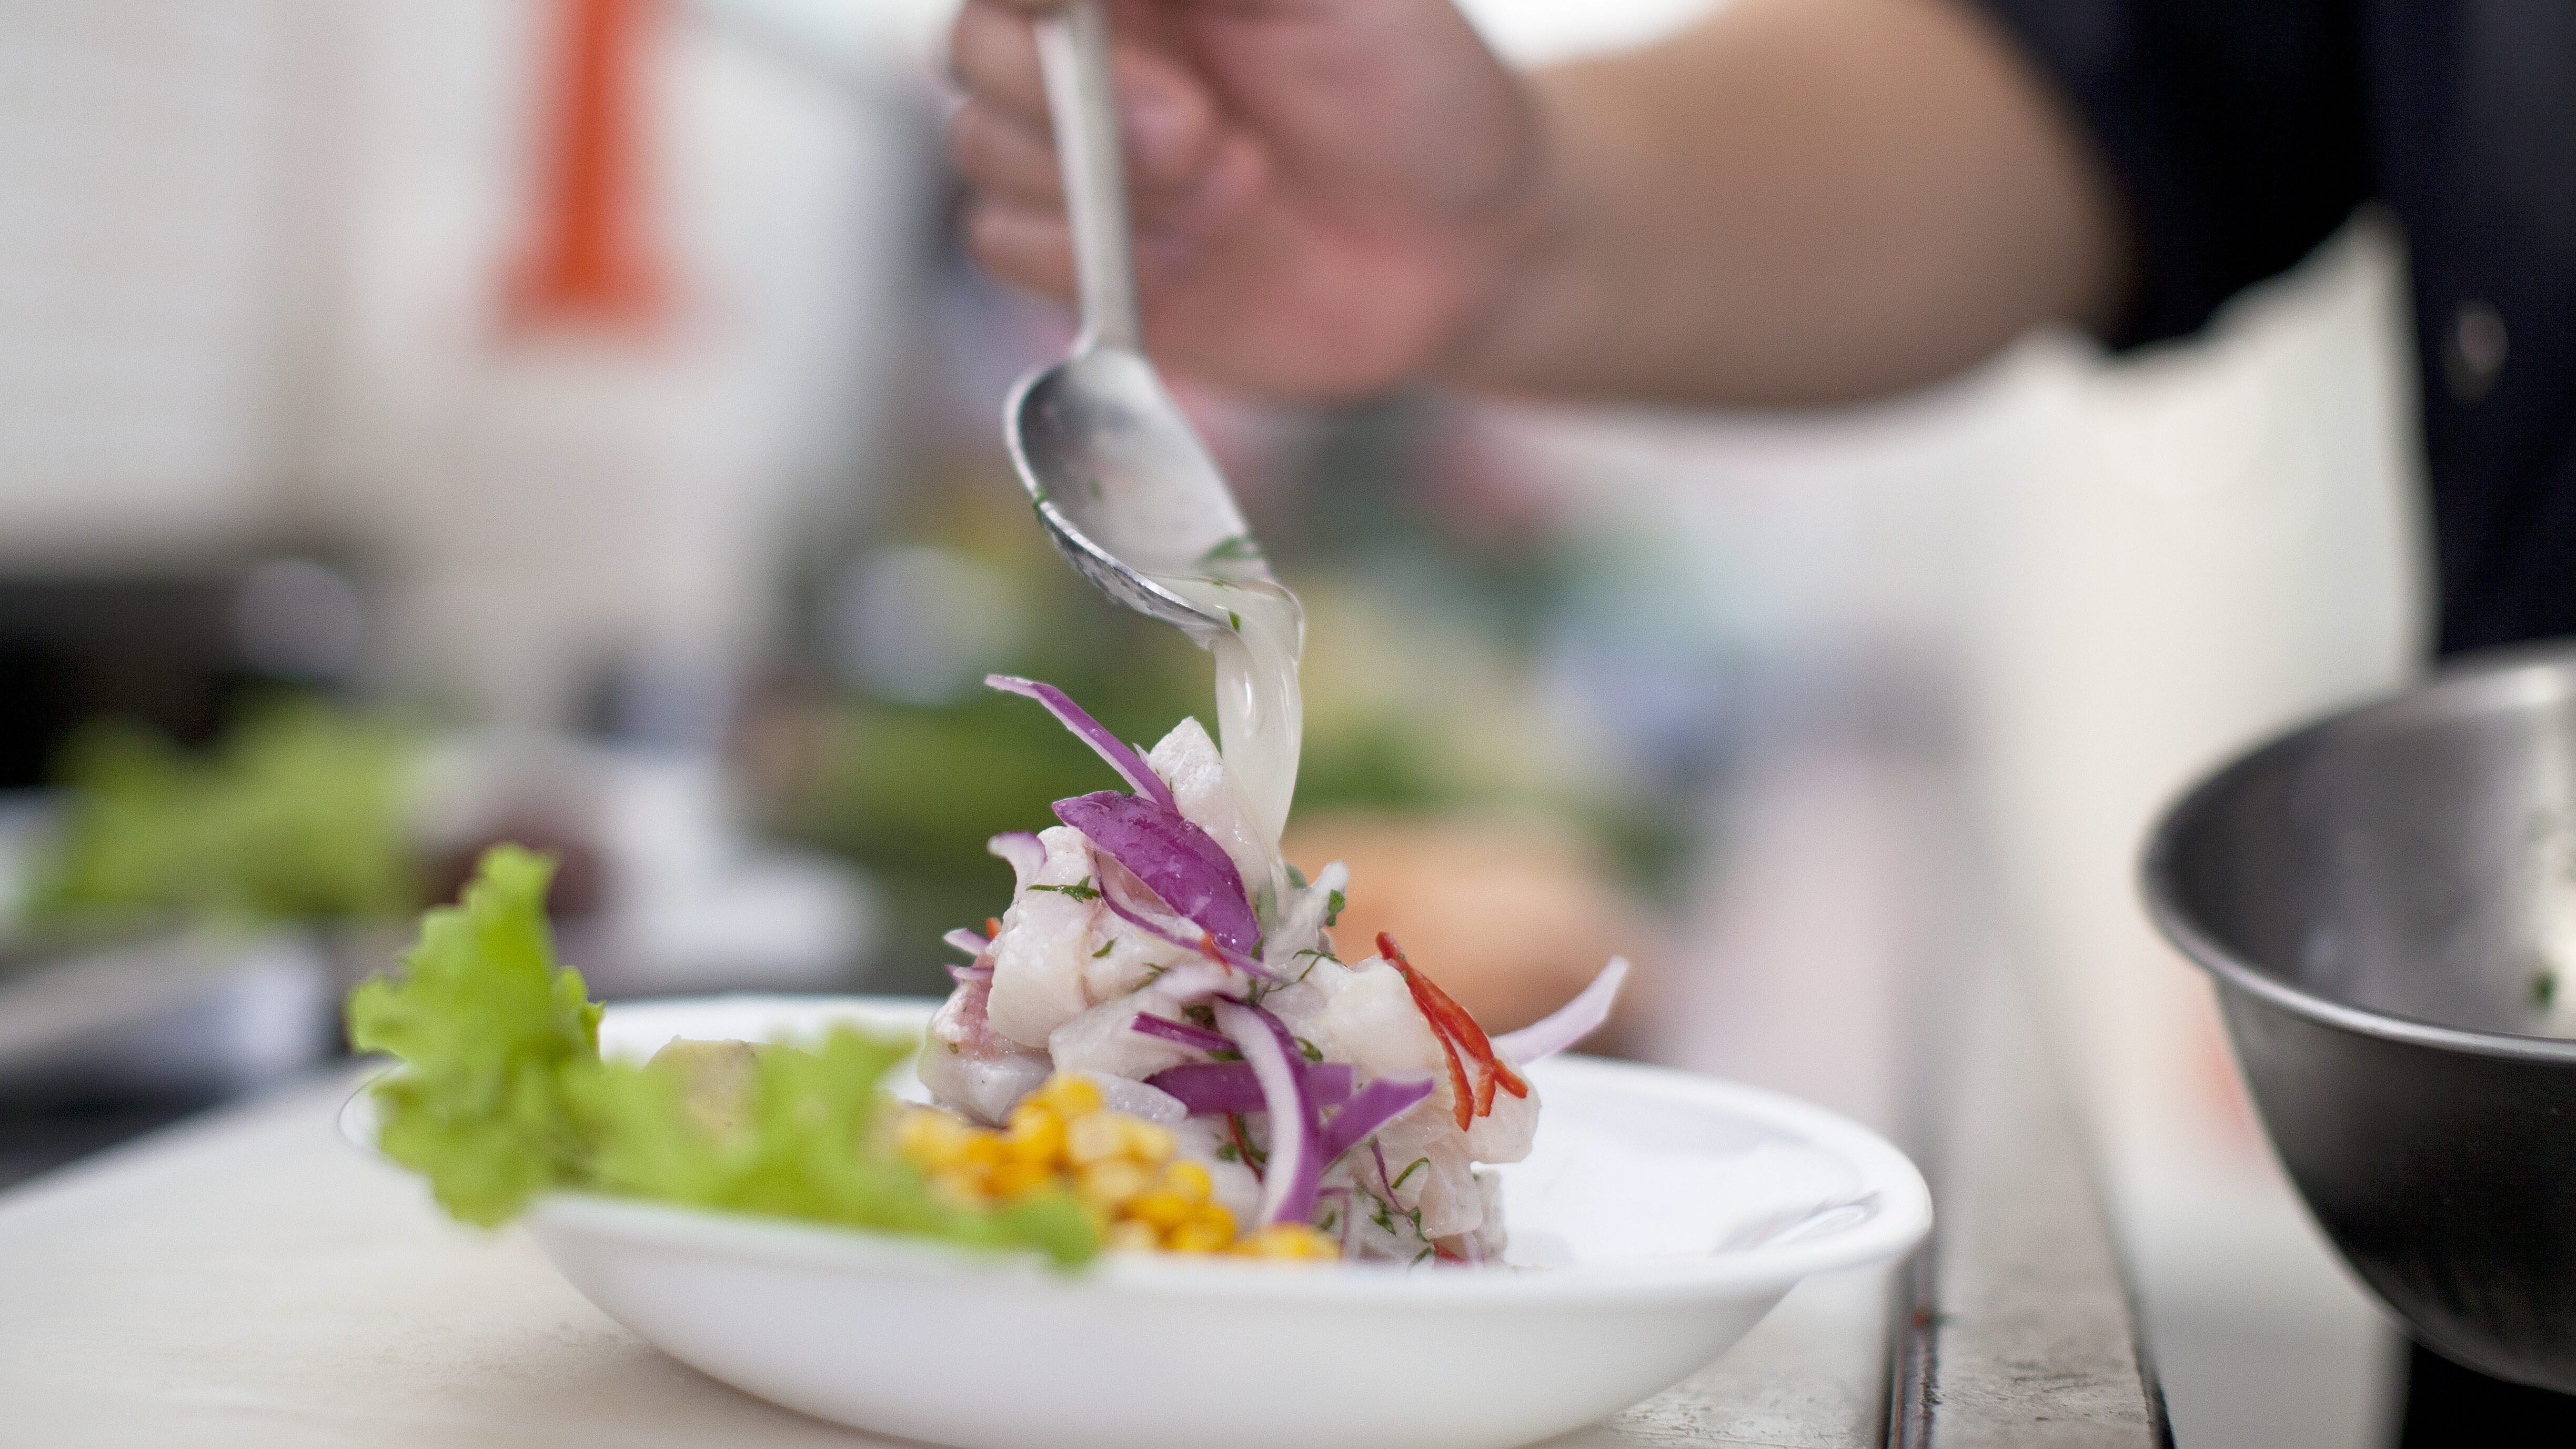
984,825,1103,1049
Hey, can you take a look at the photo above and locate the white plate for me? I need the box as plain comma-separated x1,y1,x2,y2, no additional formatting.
345,994,1929,1449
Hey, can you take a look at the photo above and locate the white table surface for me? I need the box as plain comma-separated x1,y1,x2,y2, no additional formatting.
0,1066,1888,1448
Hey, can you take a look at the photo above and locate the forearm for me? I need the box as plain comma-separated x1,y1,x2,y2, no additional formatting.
1446,0,2129,407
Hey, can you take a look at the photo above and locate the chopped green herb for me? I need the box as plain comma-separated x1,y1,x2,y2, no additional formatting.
1182,1003,1217,1030
1390,1156,1430,1192
1201,534,1264,564
1215,1143,1240,1162
1411,1246,1436,1266
1226,610,1242,632
1294,1037,1324,1063
1028,878,1101,901
1208,1048,1243,1063
1091,940,1115,959
1324,889,1345,927
2534,969,2559,1009
1030,487,1051,506
1225,1112,1267,1170
1284,862,1309,891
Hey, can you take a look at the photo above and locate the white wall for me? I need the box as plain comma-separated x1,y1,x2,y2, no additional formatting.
298,0,934,726
0,1,303,560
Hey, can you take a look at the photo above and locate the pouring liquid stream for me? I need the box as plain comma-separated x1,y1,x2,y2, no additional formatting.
1147,571,1305,910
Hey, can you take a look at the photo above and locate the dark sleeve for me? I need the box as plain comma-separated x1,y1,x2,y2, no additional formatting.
1969,0,2372,348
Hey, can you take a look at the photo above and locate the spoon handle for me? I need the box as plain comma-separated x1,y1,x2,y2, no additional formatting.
1035,0,1142,354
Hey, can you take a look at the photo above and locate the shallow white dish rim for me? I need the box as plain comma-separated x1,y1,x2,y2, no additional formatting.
341,993,1931,1304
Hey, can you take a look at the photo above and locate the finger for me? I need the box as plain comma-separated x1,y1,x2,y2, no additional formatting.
950,0,1048,129
965,200,1076,303
948,103,1064,210
1115,48,1225,193
966,198,1208,301
949,79,1227,218
951,1,1227,179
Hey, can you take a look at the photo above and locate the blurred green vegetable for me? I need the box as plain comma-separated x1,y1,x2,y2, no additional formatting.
347,846,598,1224
348,846,1096,1264
30,700,420,924
777,667,1201,979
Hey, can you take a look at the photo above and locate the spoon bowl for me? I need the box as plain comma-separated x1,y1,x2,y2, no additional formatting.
1009,349,1260,633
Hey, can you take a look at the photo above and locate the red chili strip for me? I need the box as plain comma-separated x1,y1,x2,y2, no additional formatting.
1401,947,1529,1106
1380,932,1526,1129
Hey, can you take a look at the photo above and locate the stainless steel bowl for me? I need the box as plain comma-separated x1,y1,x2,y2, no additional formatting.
2145,641,2576,1392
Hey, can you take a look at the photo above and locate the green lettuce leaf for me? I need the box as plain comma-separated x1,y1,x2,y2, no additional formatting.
348,846,1097,1264
579,1034,1096,1266
346,845,598,1225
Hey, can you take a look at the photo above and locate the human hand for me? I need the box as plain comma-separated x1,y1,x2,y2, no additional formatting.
945,0,1549,399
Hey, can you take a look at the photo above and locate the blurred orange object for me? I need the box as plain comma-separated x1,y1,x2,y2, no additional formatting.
1284,811,1655,1045
503,0,668,333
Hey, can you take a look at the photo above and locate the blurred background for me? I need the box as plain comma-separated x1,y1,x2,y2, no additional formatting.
0,0,2430,1442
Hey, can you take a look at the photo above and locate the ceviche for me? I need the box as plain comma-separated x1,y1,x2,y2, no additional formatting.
347,672,1622,1267
913,675,1624,1263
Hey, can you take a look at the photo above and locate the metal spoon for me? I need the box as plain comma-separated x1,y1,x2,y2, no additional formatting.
1003,0,1270,633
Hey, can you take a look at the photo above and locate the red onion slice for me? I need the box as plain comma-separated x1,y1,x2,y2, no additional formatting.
1313,1075,1437,1164
987,831,1048,886
1144,1060,1355,1116
945,963,994,984
1491,957,1629,1065
942,928,990,958
1104,897,1275,980
1215,1001,1322,1227
1131,1012,1232,1053
1057,791,1260,957
986,675,1176,811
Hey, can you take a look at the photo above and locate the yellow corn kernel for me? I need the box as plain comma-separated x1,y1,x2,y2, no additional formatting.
1078,1159,1152,1210
1164,1220,1231,1254
1104,1220,1161,1253
1033,1074,1105,1120
957,1134,1007,1172
1003,1106,1066,1165
1119,1119,1178,1165
1125,1189,1195,1231
1236,1223,1339,1260
985,1158,1058,1200
1158,1159,1213,1204
1064,1112,1128,1167
1188,1201,1236,1241
896,1109,978,1169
